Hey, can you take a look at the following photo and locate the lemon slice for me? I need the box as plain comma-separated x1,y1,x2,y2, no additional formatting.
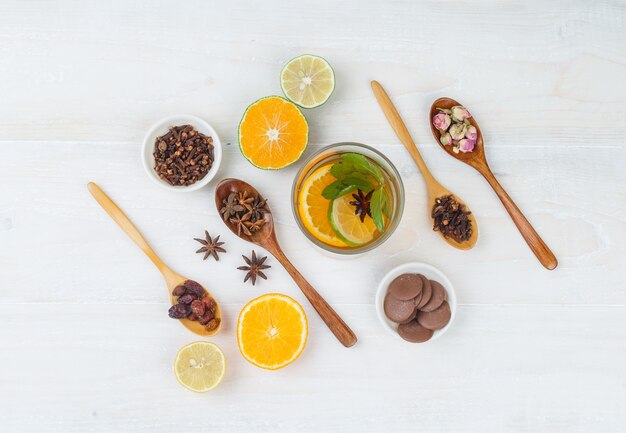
174,341,225,392
280,55,335,108
297,164,345,247
329,194,377,246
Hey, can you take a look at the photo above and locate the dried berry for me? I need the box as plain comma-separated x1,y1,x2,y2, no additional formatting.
168,303,190,319
206,318,220,331
198,311,215,325
187,313,198,322
202,297,215,309
178,294,197,305
183,280,206,298
190,299,206,316
172,285,186,297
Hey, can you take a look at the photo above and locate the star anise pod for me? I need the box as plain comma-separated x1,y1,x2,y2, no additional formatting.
237,250,271,285
244,219,265,233
220,192,245,221
229,212,252,237
349,189,373,222
193,231,226,261
237,190,255,207
244,197,267,222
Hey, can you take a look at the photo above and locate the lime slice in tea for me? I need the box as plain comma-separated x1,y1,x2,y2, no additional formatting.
280,55,335,108
329,194,377,246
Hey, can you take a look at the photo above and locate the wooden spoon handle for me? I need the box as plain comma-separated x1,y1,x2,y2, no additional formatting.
87,182,173,276
371,80,436,184
271,246,357,347
478,171,558,270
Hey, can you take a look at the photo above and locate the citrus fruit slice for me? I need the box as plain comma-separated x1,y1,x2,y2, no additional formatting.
239,96,308,169
329,193,377,246
237,293,308,370
173,341,225,392
297,164,345,247
280,55,335,108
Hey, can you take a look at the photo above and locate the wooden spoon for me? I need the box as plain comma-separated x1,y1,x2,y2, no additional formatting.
371,80,478,250
215,178,357,348
428,98,558,270
87,182,222,336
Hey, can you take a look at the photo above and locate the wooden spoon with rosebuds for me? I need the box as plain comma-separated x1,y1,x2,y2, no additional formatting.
371,80,478,250
215,178,357,348
429,98,558,270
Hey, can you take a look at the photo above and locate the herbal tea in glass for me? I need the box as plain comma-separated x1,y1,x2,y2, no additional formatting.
292,143,404,254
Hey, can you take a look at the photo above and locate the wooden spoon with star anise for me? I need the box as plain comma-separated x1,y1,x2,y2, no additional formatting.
215,178,357,348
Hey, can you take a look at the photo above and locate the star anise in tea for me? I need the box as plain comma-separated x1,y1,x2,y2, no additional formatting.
237,250,271,285
220,192,245,221
194,230,226,261
349,189,373,222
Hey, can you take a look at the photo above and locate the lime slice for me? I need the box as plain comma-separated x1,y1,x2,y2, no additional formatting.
174,341,226,392
280,55,335,108
329,194,377,246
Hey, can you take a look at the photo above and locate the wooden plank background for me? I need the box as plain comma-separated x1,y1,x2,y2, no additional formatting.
1,1,625,432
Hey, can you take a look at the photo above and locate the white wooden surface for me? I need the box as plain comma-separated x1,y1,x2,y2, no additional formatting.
1,1,625,432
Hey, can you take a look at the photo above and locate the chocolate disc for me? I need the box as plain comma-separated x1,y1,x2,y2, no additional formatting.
417,301,451,330
421,280,446,312
398,309,417,324
398,320,434,343
388,273,422,301
384,293,417,323
416,275,432,309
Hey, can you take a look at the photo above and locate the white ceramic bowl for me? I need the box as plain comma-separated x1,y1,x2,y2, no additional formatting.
142,115,222,192
375,262,457,343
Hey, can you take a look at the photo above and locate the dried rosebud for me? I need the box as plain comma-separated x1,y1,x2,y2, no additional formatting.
449,123,467,140
459,138,476,153
432,113,451,131
436,107,452,114
451,105,471,122
465,125,477,141
439,132,453,146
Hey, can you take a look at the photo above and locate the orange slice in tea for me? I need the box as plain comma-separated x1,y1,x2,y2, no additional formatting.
297,165,345,247
237,293,308,370
238,96,309,169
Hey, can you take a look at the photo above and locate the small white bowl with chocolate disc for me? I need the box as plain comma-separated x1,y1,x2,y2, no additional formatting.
375,262,457,343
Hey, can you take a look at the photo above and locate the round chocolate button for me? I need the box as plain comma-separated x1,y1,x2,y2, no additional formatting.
417,301,451,330
398,319,434,343
384,293,417,323
388,273,422,301
420,280,446,312
398,309,417,324
415,274,432,309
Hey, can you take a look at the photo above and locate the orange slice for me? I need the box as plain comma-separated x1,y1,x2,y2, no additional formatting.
238,96,308,169
237,293,308,370
297,164,345,247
